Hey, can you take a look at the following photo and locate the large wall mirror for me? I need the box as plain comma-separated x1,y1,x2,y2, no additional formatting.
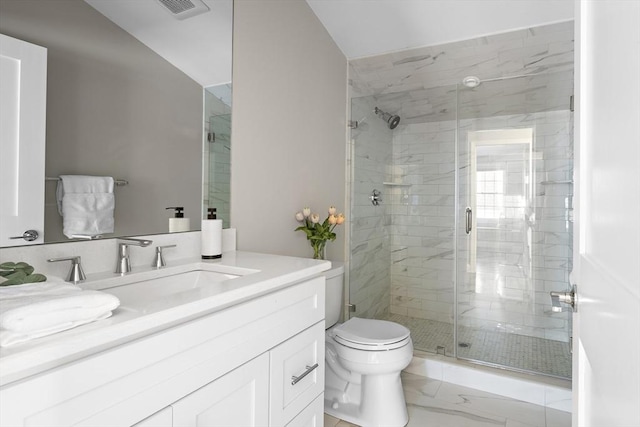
0,0,232,247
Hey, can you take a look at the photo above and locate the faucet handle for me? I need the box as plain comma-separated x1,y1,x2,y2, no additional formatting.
47,256,86,284
152,245,177,268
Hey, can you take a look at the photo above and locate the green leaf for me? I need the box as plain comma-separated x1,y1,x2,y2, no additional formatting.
0,262,17,270
14,262,31,269
1,271,27,286
4,270,27,280
1,277,25,286
24,273,47,283
0,262,45,285
21,265,35,275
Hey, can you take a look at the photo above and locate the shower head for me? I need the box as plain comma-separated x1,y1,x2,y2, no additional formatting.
374,107,401,130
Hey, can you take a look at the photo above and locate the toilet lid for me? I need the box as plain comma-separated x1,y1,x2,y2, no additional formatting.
333,317,411,350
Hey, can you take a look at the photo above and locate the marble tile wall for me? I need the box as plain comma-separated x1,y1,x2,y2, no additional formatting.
350,21,573,99
388,118,456,324
348,21,574,348
348,96,393,319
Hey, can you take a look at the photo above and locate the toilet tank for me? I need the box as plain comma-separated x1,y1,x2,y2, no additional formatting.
324,261,345,328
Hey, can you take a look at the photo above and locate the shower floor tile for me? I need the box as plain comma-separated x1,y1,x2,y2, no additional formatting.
380,313,572,379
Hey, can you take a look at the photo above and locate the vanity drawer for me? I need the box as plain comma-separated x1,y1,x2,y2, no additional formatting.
285,394,324,427
269,321,325,426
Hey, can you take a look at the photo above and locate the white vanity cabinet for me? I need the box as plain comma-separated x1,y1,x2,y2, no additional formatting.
171,353,270,426
0,275,325,427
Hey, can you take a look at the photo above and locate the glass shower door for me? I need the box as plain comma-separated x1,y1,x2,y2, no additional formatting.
348,86,458,356
456,73,573,378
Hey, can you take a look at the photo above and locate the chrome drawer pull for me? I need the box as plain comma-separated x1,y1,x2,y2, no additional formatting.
291,363,319,385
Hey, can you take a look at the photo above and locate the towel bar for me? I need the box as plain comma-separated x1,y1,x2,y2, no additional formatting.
46,177,128,186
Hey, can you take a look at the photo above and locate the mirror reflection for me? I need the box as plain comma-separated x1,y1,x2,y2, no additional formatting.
0,0,232,247
204,84,232,229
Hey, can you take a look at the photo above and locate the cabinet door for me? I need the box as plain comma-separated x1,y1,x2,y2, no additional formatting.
172,353,269,427
285,395,324,427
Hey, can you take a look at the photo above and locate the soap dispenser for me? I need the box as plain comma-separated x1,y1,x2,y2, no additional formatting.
166,207,190,233
201,208,222,259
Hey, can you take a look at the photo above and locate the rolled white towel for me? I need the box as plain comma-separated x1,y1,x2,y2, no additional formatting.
0,282,120,347
0,311,114,347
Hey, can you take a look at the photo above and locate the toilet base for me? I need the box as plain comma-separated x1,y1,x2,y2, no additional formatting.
324,370,409,427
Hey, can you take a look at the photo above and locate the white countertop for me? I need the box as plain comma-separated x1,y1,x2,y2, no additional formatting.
0,251,331,387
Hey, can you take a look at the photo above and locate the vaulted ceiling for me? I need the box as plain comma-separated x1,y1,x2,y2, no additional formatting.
84,0,574,87
307,0,574,59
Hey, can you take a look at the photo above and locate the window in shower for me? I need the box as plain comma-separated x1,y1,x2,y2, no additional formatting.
476,170,505,220
466,128,533,288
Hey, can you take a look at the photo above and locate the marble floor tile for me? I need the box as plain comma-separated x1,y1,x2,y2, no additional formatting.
326,371,571,427
325,413,359,427
545,407,572,427
324,413,341,427
404,374,546,427
406,402,507,427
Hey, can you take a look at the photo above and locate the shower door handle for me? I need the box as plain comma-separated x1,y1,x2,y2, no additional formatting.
465,208,473,234
550,285,577,312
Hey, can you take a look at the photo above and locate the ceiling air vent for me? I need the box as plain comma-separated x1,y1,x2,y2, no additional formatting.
156,0,210,20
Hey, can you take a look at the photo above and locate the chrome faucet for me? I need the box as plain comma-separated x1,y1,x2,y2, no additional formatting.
115,238,153,274
48,256,86,284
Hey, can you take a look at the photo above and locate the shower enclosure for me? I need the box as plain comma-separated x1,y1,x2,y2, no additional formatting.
348,72,573,379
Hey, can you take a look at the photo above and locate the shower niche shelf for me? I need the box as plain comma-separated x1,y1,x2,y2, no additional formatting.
382,182,412,187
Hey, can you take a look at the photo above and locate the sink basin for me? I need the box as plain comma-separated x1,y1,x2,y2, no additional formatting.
104,270,245,313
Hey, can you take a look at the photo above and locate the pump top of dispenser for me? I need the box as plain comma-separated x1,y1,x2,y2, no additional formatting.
166,207,185,218
207,208,217,220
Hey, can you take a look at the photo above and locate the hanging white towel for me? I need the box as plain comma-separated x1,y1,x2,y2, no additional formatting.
0,281,120,347
56,175,115,238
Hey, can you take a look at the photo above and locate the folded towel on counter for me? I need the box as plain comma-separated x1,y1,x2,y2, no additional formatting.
56,175,115,238
0,281,120,347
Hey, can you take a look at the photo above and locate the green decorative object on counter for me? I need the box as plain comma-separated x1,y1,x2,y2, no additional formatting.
0,262,47,286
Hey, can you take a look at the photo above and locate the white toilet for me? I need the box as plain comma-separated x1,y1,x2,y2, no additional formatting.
324,262,413,427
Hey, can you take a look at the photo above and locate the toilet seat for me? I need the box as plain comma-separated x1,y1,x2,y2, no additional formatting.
332,317,411,351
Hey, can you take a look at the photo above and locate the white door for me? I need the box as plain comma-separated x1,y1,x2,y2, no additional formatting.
171,353,269,427
573,1,640,426
0,34,47,247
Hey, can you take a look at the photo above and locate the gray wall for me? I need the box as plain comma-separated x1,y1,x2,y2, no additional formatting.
0,0,202,241
231,0,348,261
